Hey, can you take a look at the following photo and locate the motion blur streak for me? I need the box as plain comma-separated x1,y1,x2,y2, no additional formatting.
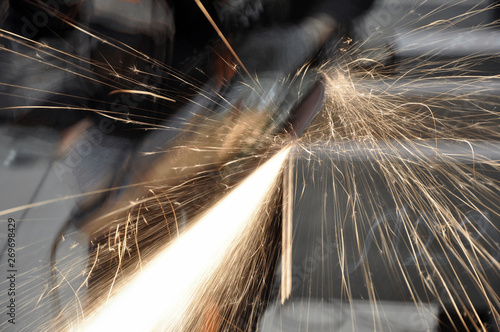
74,146,292,332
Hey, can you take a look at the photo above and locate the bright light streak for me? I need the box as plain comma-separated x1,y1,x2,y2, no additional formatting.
75,146,291,332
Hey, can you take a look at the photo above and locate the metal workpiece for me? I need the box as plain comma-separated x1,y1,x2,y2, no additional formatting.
358,77,500,98
264,140,500,330
298,140,500,162
260,299,439,331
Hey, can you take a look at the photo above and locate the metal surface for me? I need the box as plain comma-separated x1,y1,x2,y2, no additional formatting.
263,140,500,330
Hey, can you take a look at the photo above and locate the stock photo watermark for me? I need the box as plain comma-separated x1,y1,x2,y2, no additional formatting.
5,218,17,325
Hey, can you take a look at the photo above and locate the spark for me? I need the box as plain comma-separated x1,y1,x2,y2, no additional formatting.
75,147,291,332
108,89,176,103
194,0,253,81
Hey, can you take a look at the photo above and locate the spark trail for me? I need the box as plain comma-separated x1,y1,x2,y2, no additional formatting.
76,147,291,332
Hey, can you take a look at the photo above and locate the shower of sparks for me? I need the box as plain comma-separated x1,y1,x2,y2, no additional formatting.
281,154,294,304
1,1,500,332
290,62,500,329
76,147,290,332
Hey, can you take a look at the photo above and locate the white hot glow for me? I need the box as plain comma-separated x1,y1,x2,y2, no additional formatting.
75,147,291,332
